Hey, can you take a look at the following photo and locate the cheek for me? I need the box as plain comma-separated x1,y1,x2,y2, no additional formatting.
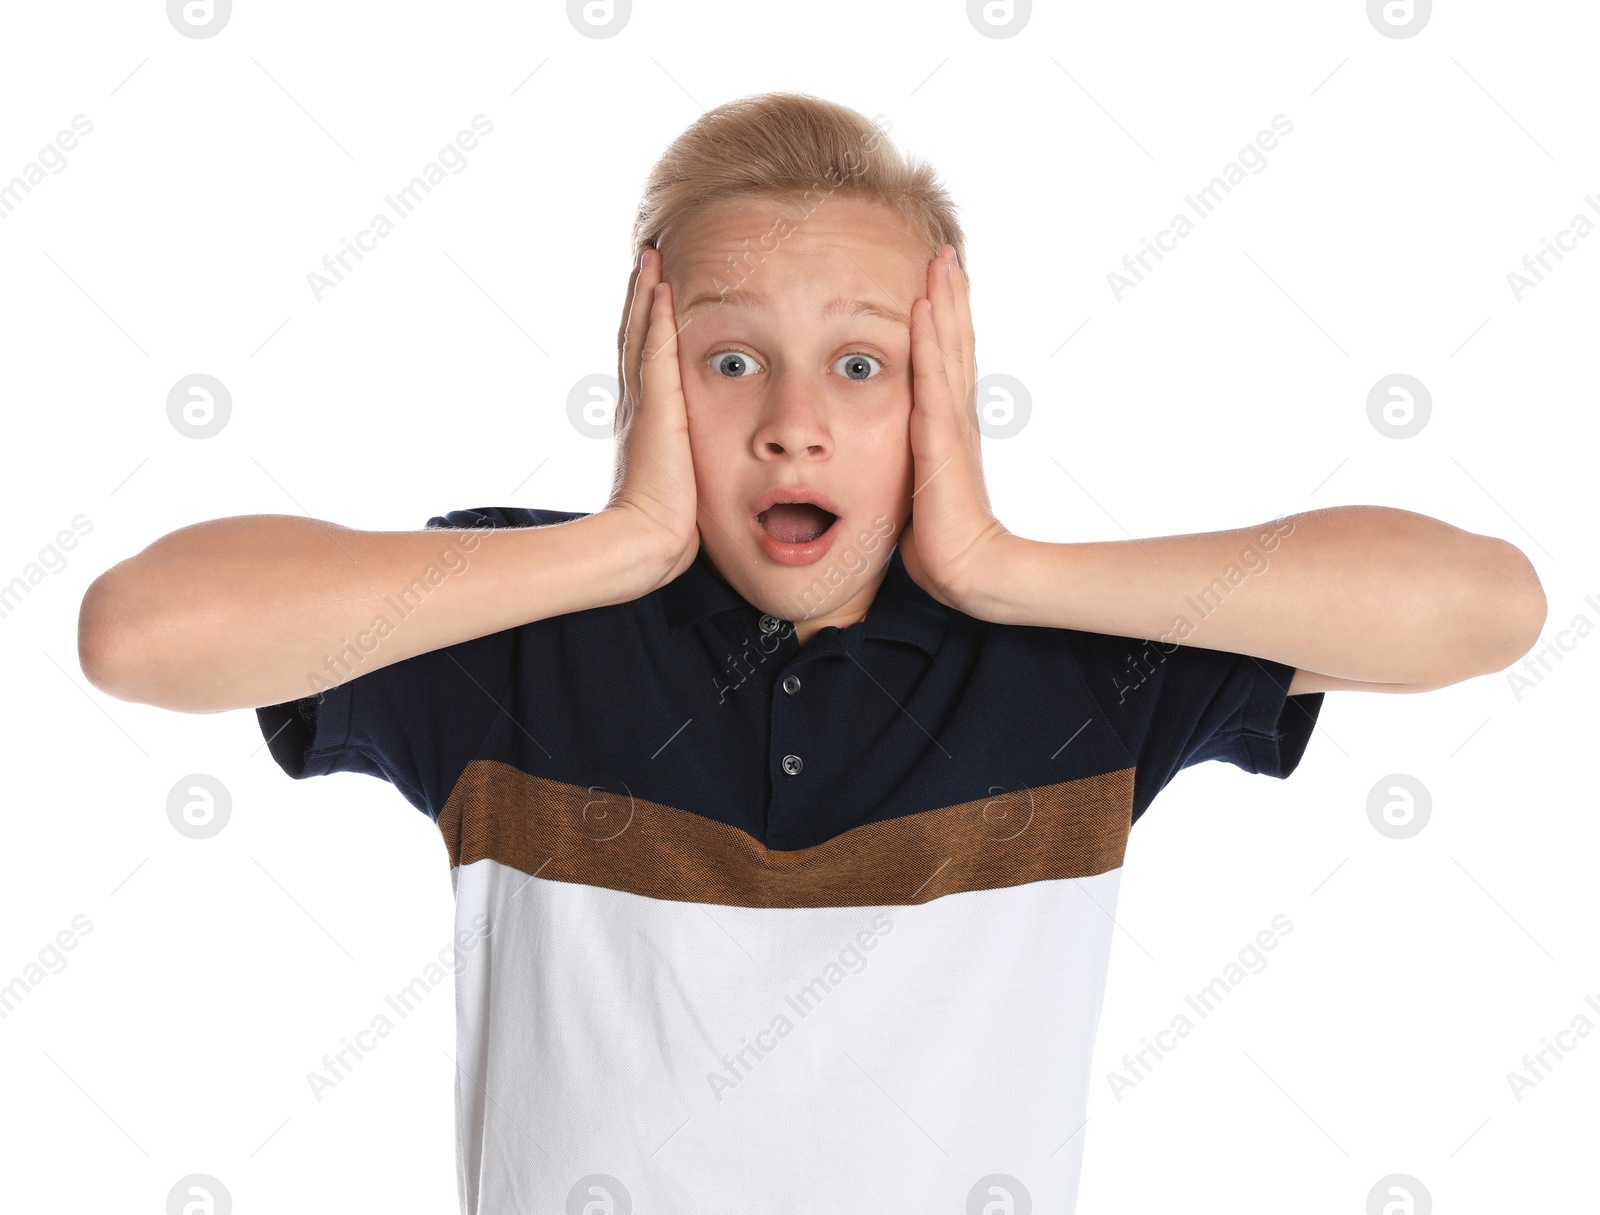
685,412,735,490
853,412,913,459
681,376,718,448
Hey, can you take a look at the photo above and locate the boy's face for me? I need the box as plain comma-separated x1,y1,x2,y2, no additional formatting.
662,195,930,641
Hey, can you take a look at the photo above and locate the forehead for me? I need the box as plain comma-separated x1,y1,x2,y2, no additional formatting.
666,196,929,325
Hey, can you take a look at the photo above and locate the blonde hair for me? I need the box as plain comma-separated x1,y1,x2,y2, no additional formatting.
627,91,966,287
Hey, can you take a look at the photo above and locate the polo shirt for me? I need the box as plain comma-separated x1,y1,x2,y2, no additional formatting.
257,504,1324,1214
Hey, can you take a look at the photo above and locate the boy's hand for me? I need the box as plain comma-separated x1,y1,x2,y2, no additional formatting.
605,246,700,586
898,246,1014,613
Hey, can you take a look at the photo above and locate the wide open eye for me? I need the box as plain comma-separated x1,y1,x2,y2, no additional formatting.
834,353,884,381
709,349,763,378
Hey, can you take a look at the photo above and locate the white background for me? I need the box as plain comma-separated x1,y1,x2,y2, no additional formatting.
1,1,1594,1211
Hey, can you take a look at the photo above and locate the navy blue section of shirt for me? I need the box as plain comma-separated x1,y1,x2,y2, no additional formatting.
256,506,1324,840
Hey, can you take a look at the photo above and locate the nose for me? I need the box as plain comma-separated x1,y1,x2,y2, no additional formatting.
755,368,830,457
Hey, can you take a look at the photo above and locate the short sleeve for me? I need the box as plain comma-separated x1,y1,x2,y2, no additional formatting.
254,505,583,820
1064,629,1325,827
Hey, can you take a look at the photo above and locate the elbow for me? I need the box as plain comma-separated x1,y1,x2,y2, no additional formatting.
79,560,256,716
1407,537,1546,690
78,565,147,702
1479,538,1547,676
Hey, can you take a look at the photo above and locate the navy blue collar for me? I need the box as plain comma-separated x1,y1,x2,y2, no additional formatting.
660,543,949,656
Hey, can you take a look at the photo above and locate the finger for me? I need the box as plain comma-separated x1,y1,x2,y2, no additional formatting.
910,294,953,425
620,247,661,412
909,249,939,349
640,281,687,430
615,252,643,437
949,254,977,415
931,249,964,415
616,253,643,429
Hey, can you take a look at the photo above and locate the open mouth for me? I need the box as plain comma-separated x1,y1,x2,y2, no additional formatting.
756,502,838,546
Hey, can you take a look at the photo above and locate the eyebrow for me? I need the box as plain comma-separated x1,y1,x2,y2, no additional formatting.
676,287,912,329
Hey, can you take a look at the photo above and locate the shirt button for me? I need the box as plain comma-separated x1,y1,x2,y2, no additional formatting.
782,675,801,695
759,614,782,634
781,754,804,776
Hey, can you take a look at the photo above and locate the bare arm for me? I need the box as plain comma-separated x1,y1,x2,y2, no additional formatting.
970,505,1547,691
78,508,668,714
